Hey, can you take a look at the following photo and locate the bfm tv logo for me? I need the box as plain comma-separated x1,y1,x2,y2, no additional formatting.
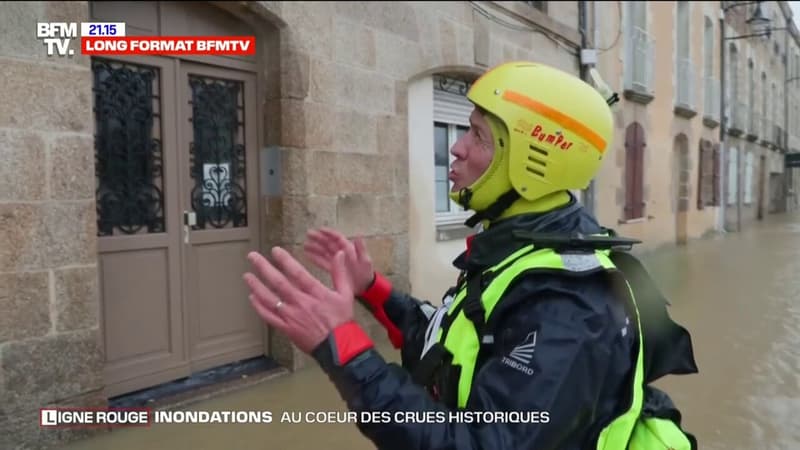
36,22,78,57
40,408,151,428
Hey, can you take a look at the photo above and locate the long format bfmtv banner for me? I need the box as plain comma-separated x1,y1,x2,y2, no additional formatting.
36,21,255,57
82,36,256,56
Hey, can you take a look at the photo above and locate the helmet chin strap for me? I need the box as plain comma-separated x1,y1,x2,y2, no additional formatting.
463,189,521,228
458,188,474,210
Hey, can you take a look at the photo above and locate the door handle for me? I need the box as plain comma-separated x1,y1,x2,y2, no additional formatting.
183,211,197,244
183,211,197,227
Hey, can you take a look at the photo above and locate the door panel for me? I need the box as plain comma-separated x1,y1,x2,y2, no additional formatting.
178,62,263,373
102,249,173,363
94,55,189,397
190,241,263,371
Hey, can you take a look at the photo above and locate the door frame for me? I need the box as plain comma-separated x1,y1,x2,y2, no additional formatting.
96,54,192,397
176,59,264,373
96,54,267,398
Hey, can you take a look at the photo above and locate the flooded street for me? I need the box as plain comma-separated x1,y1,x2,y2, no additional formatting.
647,213,800,450
60,214,800,450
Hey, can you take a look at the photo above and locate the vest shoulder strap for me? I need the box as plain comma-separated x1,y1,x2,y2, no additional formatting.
465,247,620,372
461,273,486,340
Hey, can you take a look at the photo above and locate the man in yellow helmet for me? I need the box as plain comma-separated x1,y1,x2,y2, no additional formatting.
243,61,698,449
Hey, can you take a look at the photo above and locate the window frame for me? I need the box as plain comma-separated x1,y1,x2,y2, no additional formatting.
744,152,753,205
697,140,720,209
762,72,768,134
727,147,738,206
703,17,713,77
433,121,473,226
432,75,476,228
748,59,755,131
623,122,646,222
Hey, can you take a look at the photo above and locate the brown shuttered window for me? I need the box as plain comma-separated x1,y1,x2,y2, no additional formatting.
697,140,709,209
697,143,705,210
624,122,646,220
697,139,719,209
712,143,721,206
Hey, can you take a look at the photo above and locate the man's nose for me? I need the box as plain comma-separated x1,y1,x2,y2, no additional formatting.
450,134,468,159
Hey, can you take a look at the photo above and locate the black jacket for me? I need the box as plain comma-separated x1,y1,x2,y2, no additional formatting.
312,198,650,450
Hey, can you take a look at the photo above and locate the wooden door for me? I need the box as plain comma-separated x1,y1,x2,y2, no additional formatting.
95,56,191,397
178,61,263,373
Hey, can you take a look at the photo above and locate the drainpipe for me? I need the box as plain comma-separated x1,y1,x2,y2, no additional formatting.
578,0,596,214
784,14,790,213
719,9,732,231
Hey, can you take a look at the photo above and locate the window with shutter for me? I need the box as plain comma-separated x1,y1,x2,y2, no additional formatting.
698,139,715,209
707,142,714,205
712,143,721,206
697,143,706,210
744,152,754,204
727,148,738,205
433,75,475,226
624,122,646,220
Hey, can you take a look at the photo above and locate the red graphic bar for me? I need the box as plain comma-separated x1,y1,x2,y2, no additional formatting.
81,36,256,56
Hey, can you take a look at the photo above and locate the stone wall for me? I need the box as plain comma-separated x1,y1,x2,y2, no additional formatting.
0,1,105,448
258,0,581,368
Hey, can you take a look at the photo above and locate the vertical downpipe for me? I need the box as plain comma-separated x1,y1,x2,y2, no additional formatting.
720,10,731,231
579,0,596,214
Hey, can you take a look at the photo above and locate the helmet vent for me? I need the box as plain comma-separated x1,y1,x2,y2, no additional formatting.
527,145,548,177
526,167,546,177
529,144,548,156
527,154,546,167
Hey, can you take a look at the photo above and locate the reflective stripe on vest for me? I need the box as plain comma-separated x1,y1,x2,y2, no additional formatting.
436,245,645,450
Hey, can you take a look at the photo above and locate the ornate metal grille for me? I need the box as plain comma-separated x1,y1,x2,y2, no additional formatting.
188,75,247,229
93,58,165,236
434,75,472,96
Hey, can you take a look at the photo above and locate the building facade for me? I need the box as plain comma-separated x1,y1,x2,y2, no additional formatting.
592,1,724,252
720,0,800,230
2,1,800,449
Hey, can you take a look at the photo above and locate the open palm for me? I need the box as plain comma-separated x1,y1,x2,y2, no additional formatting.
304,227,375,294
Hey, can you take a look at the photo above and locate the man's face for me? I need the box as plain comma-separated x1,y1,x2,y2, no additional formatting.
449,108,496,192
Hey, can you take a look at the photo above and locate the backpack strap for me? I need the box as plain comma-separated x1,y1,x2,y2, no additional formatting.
461,273,486,340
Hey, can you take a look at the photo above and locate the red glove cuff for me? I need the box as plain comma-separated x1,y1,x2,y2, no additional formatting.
358,272,393,309
330,321,374,366
372,307,404,349
357,272,404,349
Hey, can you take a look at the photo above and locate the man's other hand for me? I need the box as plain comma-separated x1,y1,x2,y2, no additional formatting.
243,247,356,354
304,227,375,294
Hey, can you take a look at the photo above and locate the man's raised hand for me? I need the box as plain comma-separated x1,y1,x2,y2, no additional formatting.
304,227,376,294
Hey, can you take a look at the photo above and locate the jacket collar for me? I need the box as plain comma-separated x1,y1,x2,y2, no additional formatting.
454,193,604,272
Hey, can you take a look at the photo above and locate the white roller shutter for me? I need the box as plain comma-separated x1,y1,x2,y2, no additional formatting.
433,88,473,127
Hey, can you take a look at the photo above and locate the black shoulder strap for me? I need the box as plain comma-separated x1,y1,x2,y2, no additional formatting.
462,273,486,338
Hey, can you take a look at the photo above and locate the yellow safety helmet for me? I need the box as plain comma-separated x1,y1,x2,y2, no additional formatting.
450,61,615,224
